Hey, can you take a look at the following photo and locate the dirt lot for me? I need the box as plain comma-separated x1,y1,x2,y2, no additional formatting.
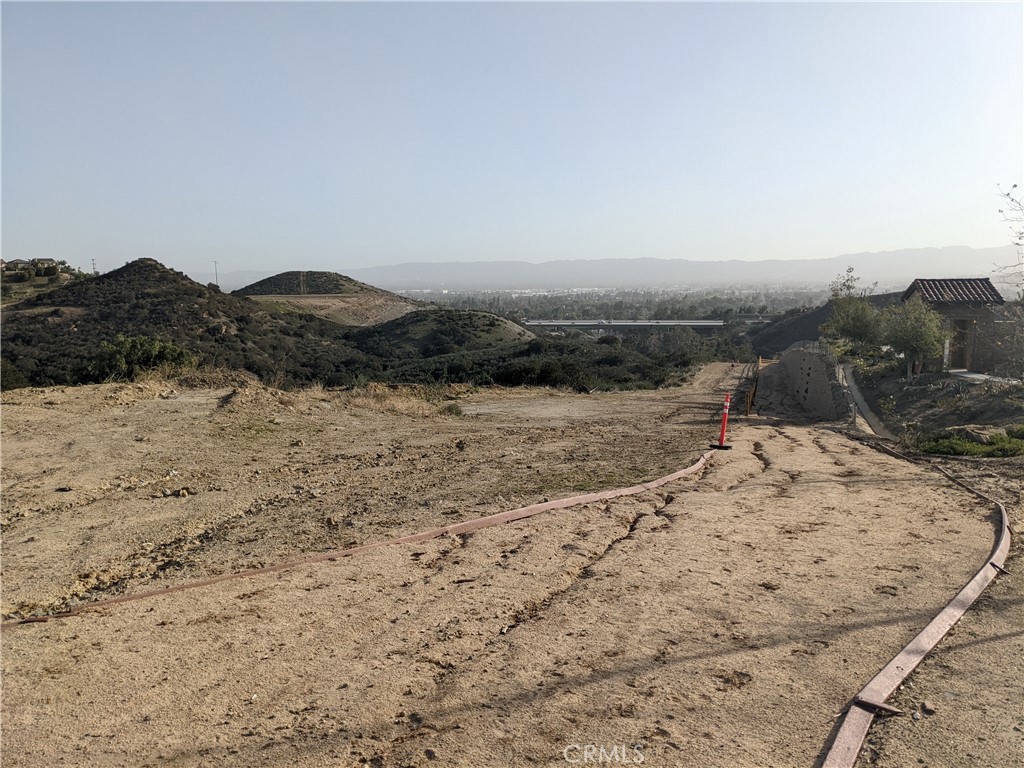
1,363,1019,767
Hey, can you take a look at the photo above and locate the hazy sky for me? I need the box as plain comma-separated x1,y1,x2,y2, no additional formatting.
3,1,1022,276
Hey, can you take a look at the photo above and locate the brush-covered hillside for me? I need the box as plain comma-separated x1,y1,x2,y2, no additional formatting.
750,293,902,356
1,259,717,392
348,308,533,358
0,260,372,387
233,271,420,326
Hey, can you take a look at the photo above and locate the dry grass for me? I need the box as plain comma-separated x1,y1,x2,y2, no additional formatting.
336,382,473,418
135,364,259,389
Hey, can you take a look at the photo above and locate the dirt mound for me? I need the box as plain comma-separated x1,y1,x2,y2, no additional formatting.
161,367,261,390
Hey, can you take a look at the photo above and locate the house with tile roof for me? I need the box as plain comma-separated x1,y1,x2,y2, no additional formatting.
901,278,1005,372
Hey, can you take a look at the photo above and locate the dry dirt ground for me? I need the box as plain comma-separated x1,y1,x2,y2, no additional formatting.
1,363,1019,767
853,454,1023,768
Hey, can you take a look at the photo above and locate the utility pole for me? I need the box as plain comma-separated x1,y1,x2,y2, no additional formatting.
91,259,98,276
213,260,219,287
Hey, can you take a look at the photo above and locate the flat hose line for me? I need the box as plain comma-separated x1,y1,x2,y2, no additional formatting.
821,441,1012,768
0,451,716,631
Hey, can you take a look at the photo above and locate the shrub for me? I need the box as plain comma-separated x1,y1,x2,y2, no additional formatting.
822,297,882,348
438,402,463,417
88,334,195,382
919,434,1024,458
1,359,30,390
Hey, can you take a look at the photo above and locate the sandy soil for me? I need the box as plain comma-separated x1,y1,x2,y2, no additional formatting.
854,455,1023,768
1,363,1018,767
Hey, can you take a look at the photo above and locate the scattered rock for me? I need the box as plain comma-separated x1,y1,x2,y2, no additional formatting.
713,670,752,690
55,486,73,493
291,439,304,447
759,581,781,591
922,700,936,716
942,425,1007,445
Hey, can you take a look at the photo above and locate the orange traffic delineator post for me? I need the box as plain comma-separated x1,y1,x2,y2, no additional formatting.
710,393,732,450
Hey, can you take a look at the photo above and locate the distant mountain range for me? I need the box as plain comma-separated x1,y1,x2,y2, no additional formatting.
345,246,1021,292
192,245,1020,294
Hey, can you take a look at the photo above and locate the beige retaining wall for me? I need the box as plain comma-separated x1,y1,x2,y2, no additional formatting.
778,345,848,420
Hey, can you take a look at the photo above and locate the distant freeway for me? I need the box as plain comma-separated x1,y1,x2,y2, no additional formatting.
522,319,726,329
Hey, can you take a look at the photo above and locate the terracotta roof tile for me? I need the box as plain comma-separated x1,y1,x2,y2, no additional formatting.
902,278,1004,305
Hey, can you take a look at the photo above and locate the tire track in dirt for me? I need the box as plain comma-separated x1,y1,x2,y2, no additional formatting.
2,376,730,620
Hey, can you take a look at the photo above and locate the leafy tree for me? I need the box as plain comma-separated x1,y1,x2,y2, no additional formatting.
828,266,876,300
821,267,882,351
882,296,944,382
822,297,882,349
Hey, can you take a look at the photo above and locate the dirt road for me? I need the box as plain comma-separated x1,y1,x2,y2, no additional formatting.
1,363,1016,767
